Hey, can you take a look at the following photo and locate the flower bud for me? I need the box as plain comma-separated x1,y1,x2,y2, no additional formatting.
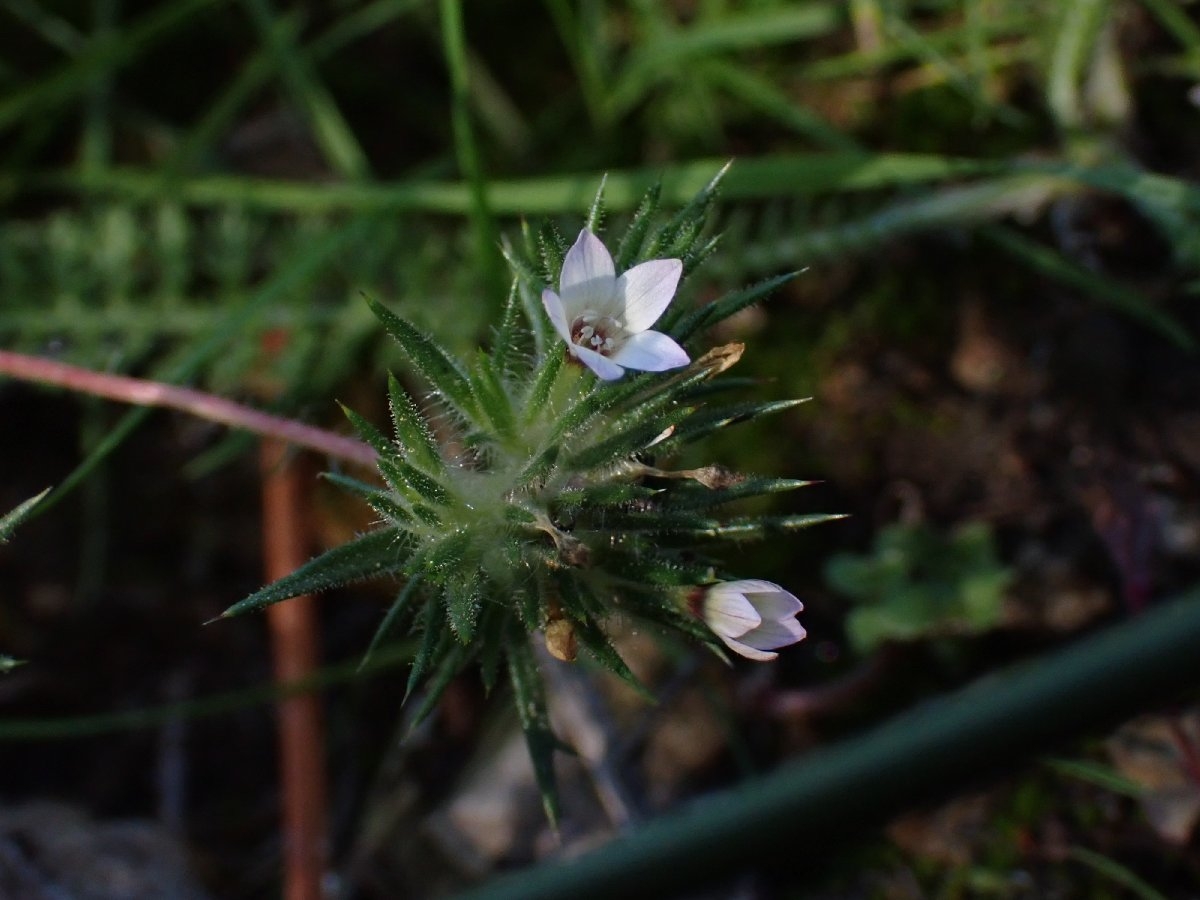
696,580,806,661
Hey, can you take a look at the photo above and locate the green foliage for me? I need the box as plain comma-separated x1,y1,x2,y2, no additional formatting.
2,0,1198,405
826,521,1013,655
7,0,1200,870
222,180,830,821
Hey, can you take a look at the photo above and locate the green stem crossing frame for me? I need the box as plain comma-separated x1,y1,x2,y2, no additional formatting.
459,589,1200,900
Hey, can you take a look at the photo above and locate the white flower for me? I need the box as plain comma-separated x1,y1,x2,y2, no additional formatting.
541,229,690,381
699,580,806,661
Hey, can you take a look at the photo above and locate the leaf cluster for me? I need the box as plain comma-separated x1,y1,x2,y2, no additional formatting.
826,521,1013,656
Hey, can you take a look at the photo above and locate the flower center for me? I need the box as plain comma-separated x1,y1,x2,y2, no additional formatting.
569,313,622,357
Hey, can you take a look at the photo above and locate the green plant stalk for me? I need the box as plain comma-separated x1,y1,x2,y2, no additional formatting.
458,588,1200,900
0,642,414,740
35,155,1200,221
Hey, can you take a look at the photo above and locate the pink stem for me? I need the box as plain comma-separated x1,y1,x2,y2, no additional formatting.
0,349,377,467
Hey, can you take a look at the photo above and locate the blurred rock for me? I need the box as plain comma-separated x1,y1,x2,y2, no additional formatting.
0,802,210,900
1107,711,1200,847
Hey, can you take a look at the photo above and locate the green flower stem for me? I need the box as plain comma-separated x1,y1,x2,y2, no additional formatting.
458,588,1200,900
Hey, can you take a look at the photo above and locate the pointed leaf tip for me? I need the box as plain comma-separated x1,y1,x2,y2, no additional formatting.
0,487,52,543
221,527,409,619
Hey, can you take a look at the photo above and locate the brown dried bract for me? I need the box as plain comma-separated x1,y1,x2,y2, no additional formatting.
544,617,578,662
693,341,745,377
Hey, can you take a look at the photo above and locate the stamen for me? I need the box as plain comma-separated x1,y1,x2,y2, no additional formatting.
570,312,623,358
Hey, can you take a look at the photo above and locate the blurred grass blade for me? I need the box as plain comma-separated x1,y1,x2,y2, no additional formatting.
700,59,860,152
1067,846,1170,900
439,0,505,306
0,0,224,132
1047,0,1111,131
0,488,51,542
607,4,843,119
11,153,1006,214
0,643,415,740
240,0,371,179
980,224,1195,351
1044,757,1144,798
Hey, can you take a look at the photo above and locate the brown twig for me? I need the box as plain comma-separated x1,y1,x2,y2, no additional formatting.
262,436,329,900
0,347,347,895
0,349,377,466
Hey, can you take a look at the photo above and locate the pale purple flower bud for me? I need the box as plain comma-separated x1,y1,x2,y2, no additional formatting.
697,579,806,661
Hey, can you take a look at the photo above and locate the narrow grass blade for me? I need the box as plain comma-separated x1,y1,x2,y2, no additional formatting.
980,225,1195,351
0,488,51,542
240,0,371,179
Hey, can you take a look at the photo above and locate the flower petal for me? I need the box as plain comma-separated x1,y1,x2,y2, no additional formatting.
703,589,762,639
541,289,572,344
618,258,682,332
560,229,615,292
570,342,625,381
719,635,780,661
738,584,803,620
740,617,807,652
610,329,690,372
728,579,788,594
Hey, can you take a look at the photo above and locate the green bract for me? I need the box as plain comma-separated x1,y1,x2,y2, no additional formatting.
220,174,840,822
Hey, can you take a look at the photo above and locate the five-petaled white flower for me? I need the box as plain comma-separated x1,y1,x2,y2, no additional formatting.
697,580,806,661
541,229,690,380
